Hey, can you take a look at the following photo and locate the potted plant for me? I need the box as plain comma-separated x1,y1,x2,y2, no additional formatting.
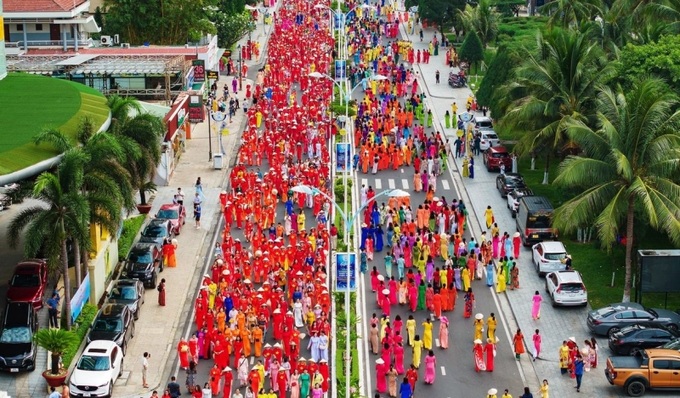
34,328,76,387
136,181,157,214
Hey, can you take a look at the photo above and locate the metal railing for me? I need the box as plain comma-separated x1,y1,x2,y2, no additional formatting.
10,38,94,48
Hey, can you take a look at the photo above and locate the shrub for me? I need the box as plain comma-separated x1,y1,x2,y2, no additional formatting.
118,215,146,259
62,303,98,368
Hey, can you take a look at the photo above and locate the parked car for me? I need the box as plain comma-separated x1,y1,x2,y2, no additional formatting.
544,270,588,307
6,259,49,309
507,188,533,218
139,219,174,248
605,348,680,397
106,280,144,320
0,302,38,372
479,130,500,151
609,325,680,355
69,340,124,398
660,337,680,351
474,116,494,131
516,196,557,246
532,241,568,276
587,303,680,337
496,173,527,198
482,146,512,172
155,203,186,235
122,243,160,289
87,304,135,355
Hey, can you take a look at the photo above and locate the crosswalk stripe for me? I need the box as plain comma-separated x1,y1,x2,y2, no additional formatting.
442,180,450,190
402,179,409,189
375,179,382,189
361,178,368,187
388,179,395,189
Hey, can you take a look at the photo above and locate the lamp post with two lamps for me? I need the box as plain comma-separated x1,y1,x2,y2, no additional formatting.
290,184,409,398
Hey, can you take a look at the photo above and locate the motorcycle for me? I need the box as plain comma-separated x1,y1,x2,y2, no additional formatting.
448,71,467,88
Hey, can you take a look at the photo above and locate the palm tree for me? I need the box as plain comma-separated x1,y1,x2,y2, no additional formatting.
540,0,602,29
34,118,132,283
8,152,91,330
457,0,500,48
498,28,614,183
553,78,680,302
107,95,165,205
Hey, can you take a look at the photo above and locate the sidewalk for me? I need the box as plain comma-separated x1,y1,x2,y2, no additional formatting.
406,19,634,398
112,11,275,398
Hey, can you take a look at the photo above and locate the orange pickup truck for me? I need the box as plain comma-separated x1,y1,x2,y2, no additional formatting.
605,348,680,396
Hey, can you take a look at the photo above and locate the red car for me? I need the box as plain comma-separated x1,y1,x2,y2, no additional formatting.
6,259,49,309
483,145,513,172
155,203,186,235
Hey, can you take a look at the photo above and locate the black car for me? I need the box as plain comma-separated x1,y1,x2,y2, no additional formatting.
106,279,145,320
496,173,528,198
0,302,38,372
87,304,135,355
139,219,174,248
608,324,680,355
123,243,160,288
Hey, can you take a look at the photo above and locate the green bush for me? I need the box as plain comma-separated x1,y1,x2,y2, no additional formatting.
118,215,146,259
62,303,98,368
335,293,360,398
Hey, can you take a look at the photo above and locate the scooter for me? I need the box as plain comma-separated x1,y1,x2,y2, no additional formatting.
448,71,467,88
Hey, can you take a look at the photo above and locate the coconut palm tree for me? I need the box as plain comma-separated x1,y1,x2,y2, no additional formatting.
8,152,91,330
540,0,602,29
498,28,614,183
457,0,500,48
553,78,680,302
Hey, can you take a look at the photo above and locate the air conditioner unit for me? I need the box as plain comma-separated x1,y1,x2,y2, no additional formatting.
113,34,120,44
121,43,131,48
100,35,112,46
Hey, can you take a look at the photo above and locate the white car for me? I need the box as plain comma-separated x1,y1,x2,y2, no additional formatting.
545,270,588,307
69,340,123,398
532,241,568,276
479,130,500,151
474,116,494,131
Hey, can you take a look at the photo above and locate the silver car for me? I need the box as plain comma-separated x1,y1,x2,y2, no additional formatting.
545,271,588,307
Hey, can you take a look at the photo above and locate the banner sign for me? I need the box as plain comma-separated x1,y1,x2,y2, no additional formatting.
334,59,346,80
207,70,219,80
335,252,356,292
192,59,206,82
336,143,351,173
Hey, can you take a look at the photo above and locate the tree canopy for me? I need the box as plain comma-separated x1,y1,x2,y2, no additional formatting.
618,34,680,93
459,30,485,73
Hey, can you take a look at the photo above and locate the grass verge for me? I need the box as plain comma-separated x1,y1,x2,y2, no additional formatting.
117,215,146,259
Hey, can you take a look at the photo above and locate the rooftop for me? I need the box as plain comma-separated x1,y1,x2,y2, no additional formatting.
4,0,87,13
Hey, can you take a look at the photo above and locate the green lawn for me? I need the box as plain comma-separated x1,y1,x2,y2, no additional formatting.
0,73,110,176
512,150,680,310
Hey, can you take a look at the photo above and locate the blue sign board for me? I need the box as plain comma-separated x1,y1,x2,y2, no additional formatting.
70,273,90,323
336,252,357,292
336,143,351,173
335,60,346,80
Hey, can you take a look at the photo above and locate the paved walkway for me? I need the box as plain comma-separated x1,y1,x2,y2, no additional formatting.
406,17,664,398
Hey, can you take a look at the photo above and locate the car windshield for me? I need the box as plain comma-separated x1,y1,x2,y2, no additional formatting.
559,283,583,292
10,274,39,287
661,338,680,350
142,225,166,238
483,133,498,139
129,251,152,263
77,355,110,371
491,152,509,158
544,251,567,261
157,209,179,219
592,308,618,318
93,319,123,333
110,286,137,300
506,178,524,187
0,327,32,344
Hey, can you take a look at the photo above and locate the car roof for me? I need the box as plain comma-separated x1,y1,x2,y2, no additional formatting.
502,173,523,180
520,196,554,211
97,304,128,318
15,260,45,271
84,340,118,353
476,117,492,123
131,242,156,251
159,204,180,210
539,241,566,252
644,348,680,358
3,302,34,327
553,270,582,283
147,219,169,226
487,146,508,153
114,279,142,287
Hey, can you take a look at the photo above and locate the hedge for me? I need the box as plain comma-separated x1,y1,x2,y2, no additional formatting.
62,303,98,368
117,215,146,260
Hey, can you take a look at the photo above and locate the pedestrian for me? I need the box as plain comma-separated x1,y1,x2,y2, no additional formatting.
559,340,570,374
424,350,436,384
438,316,449,349
142,352,150,388
386,364,398,397
195,202,202,229
167,376,181,398
411,335,423,368
574,353,585,392
61,383,69,398
399,377,412,398
532,329,542,360
539,379,549,398
487,388,497,398
531,291,542,320
519,386,534,398
158,278,166,306
186,361,197,393
513,329,525,360
435,70,440,84
176,187,185,205
473,339,485,372
501,389,513,398
484,338,496,372
47,292,59,328
48,386,61,398
484,206,494,229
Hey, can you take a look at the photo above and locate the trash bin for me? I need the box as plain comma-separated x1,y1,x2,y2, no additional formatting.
213,153,223,170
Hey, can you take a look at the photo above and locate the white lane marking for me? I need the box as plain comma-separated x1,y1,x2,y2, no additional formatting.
401,179,409,189
440,366,446,376
250,357,254,365
401,168,404,173
361,178,368,187
442,180,450,190
435,339,440,347
388,179,396,189
375,179,382,189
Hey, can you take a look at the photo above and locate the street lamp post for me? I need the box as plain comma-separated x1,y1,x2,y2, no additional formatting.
291,185,409,398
